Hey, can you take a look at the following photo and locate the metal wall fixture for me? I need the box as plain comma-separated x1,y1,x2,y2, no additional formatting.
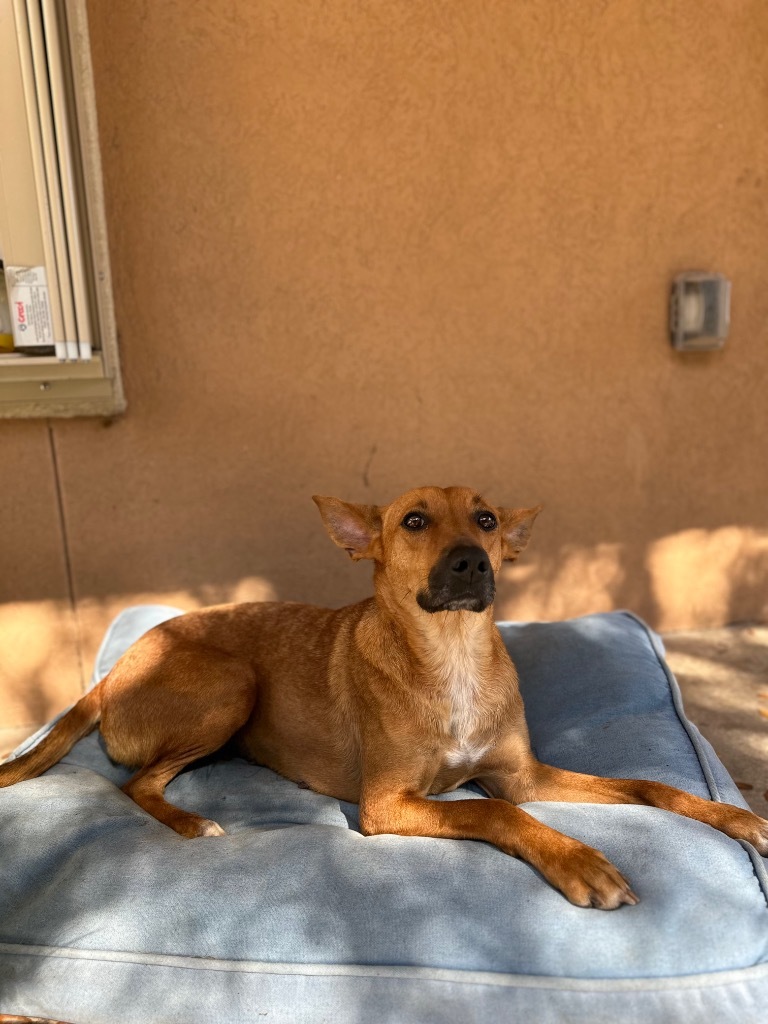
669,272,731,352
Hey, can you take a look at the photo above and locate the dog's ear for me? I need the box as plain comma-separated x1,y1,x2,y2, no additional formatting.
312,496,383,561
497,505,542,561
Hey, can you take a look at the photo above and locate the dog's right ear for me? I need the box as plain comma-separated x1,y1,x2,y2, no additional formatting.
312,496,383,561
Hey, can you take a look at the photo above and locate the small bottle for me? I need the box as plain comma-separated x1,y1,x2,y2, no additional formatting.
0,261,13,351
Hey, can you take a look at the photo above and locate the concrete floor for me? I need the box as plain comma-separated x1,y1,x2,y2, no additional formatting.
662,624,768,819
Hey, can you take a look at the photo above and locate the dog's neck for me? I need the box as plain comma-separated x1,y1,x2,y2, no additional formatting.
402,607,496,742
373,590,495,680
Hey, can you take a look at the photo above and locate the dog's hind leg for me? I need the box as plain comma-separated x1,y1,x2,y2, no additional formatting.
122,758,227,838
101,646,257,837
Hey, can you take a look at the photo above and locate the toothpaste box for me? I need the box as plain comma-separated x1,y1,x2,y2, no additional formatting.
5,265,55,353
0,264,13,350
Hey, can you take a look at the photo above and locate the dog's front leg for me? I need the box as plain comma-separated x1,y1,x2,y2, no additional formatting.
523,763,768,855
479,757,768,855
359,782,638,909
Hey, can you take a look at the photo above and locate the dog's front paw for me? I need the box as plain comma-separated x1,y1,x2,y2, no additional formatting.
757,818,768,857
542,842,639,910
723,807,768,856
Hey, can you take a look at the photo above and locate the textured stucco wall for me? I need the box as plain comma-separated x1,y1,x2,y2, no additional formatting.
2,0,767,744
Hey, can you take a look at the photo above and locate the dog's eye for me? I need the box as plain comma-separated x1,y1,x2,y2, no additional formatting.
477,511,497,531
402,512,428,531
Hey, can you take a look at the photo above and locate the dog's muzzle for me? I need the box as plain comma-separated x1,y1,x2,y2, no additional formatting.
416,544,495,613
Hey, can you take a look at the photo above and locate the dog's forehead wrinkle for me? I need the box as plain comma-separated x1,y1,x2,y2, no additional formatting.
445,485,489,505
391,486,483,512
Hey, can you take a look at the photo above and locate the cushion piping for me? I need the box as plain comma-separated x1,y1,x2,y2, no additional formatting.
1,941,768,992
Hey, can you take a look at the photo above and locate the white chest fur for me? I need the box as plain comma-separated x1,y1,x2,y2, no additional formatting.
419,620,492,769
443,736,491,768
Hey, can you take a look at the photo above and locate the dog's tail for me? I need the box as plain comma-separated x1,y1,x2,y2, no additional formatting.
0,683,103,787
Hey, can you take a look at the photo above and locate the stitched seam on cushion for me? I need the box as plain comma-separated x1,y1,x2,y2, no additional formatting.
2,942,768,992
617,611,722,801
742,844,768,909
618,609,768,914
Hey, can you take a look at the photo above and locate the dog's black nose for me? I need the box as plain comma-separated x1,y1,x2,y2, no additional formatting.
448,545,489,582
417,542,495,613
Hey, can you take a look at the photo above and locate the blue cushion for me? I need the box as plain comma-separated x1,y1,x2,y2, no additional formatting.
1,608,766,1023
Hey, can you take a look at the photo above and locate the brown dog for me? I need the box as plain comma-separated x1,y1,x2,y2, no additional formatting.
2,486,766,909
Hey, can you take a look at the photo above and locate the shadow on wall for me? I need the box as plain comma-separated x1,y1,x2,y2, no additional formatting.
0,600,85,726
496,525,768,631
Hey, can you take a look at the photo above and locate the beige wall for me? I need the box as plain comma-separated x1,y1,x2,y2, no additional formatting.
2,0,767,746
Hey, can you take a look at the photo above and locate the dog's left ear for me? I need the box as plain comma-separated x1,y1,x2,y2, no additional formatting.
497,505,542,561
312,496,383,561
